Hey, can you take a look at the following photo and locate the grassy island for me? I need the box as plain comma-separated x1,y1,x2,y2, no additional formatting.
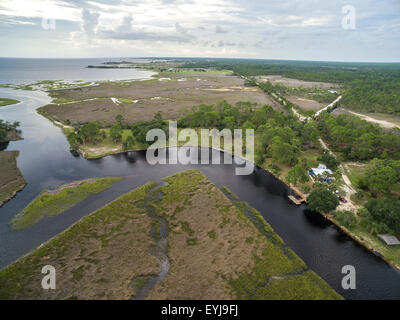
0,170,341,300
0,98,19,107
11,177,123,230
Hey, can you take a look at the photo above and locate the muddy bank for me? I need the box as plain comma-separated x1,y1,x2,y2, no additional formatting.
0,151,26,208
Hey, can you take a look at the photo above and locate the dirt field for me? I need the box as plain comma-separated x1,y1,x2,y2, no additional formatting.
0,151,26,207
287,96,324,111
0,170,340,300
41,73,281,125
256,75,339,89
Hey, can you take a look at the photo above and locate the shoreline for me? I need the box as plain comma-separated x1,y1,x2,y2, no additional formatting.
71,142,400,273
0,150,27,208
4,79,399,277
323,213,400,272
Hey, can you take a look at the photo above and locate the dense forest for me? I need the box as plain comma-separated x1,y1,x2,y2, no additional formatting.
317,113,400,161
179,59,400,115
177,101,319,167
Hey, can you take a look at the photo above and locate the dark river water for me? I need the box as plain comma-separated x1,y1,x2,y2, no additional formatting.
0,86,400,300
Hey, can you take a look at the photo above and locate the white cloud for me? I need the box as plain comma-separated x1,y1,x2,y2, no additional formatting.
81,8,100,39
0,0,398,61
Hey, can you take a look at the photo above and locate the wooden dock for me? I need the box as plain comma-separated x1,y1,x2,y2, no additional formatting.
288,184,307,205
288,195,304,205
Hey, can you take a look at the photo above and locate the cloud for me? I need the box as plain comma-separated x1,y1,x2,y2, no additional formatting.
175,22,188,34
215,25,227,33
117,14,133,32
217,40,237,47
0,15,36,25
0,0,399,61
100,29,192,43
81,8,100,39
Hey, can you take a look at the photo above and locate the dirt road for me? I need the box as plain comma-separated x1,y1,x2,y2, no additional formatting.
314,96,342,117
318,138,358,211
346,110,400,129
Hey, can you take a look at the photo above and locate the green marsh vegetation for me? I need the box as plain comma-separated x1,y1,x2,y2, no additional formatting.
11,177,123,230
0,181,159,300
0,98,19,107
219,185,341,300
0,170,342,300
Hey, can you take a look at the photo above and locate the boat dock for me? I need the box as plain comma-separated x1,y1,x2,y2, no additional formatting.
288,185,307,205
288,195,305,205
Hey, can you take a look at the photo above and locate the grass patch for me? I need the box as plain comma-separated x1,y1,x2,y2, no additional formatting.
208,230,216,239
11,177,123,230
0,170,341,300
0,98,19,107
0,181,158,300
52,97,76,104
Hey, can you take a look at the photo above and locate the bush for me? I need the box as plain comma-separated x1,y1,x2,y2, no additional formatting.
334,211,358,229
363,198,400,234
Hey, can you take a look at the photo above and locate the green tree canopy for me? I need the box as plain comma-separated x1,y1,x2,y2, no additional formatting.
307,186,339,213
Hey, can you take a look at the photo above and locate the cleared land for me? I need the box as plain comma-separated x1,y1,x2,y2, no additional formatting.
0,170,341,300
334,108,400,129
40,73,281,125
11,177,123,230
256,75,339,89
287,97,324,111
256,75,339,112
0,151,26,207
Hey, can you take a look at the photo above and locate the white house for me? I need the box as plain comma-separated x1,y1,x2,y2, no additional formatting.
309,164,333,176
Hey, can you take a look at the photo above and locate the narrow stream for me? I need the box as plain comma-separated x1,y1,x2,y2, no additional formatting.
131,187,170,300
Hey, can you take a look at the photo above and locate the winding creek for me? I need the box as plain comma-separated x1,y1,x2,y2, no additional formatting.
0,83,400,300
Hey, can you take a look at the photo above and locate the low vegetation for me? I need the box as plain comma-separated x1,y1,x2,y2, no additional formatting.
0,151,26,207
0,98,19,107
11,177,123,230
0,170,341,300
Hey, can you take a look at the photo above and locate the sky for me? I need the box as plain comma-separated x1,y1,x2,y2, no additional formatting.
0,0,399,62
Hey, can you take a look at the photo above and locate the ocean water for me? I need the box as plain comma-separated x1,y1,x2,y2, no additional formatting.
0,58,156,84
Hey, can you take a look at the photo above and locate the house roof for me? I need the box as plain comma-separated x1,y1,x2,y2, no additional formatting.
310,164,333,176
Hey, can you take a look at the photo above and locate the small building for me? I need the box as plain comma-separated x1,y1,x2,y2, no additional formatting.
309,164,333,176
377,234,400,246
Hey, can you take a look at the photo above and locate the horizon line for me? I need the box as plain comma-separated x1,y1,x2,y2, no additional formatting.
1,56,400,64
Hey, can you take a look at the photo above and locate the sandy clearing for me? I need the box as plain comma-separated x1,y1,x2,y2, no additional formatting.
256,75,339,89
287,96,323,111
346,110,400,129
